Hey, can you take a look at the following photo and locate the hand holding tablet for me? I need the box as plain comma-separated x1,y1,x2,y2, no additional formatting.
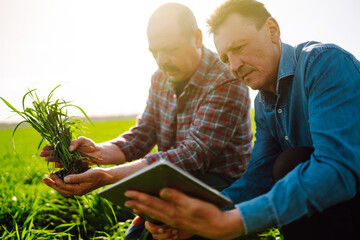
98,161,233,223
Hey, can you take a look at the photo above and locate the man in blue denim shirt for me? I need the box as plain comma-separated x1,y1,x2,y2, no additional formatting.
124,0,360,239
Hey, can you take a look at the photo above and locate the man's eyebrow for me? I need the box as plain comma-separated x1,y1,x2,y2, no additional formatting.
149,44,178,53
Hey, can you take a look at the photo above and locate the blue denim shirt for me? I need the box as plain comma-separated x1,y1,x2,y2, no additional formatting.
221,42,360,234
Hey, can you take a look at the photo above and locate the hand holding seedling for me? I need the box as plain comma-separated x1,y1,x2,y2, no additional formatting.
69,136,128,165
42,158,149,196
0,85,97,180
40,136,127,166
42,167,116,196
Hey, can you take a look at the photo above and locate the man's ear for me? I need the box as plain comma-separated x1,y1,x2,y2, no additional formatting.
266,17,281,43
193,28,203,48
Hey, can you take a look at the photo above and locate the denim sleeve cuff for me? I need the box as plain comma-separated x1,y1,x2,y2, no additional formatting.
236,194,279,234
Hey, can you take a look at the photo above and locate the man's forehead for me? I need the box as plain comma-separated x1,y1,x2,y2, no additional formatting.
147,22,185,50
214,14,258,49
148,17,181,36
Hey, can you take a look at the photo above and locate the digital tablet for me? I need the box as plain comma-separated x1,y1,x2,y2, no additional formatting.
98,161,233,223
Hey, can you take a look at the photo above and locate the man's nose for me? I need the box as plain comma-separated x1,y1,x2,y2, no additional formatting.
156,52,170,66
229,55,243,74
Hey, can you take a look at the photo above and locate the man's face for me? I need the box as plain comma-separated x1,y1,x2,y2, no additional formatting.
214,13,281,93
147,21,202,82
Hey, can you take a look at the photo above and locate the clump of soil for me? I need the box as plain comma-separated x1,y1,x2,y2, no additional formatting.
54,159,90,180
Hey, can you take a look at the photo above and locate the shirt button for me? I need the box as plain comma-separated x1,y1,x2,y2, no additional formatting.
277,109,282,114
285,136,289,141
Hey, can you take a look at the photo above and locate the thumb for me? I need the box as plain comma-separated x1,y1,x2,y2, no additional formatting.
64,173,85,183
160,188,218,217
69,136,87,152
69,141,79,152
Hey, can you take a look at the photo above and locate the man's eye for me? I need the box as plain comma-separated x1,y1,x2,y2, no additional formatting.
233,45,243,52
235,46,242,51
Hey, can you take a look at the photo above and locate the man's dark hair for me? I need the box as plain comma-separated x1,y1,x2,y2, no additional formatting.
207,0,271,34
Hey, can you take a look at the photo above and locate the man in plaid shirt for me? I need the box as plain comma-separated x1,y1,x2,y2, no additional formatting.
41,3,252,238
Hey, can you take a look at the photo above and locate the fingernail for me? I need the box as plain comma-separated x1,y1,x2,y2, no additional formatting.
64,176,70,183
69,145,74,151
160,189,171,198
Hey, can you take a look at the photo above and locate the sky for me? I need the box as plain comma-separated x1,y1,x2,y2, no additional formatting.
1,0,359,123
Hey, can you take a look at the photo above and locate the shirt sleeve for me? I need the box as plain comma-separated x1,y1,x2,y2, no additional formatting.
236,48,360,233
146,80,252,176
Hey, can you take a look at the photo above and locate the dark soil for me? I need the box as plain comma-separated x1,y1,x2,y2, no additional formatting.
55,159,90,180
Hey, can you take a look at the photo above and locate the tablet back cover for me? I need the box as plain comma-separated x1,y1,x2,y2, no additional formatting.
98,161,233,222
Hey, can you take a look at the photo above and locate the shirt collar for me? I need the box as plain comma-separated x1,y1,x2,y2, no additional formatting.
187,46,214,89
277,42,297,81
259,42,297,109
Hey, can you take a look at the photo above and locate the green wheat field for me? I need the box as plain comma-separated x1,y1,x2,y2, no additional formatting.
0,115,282,239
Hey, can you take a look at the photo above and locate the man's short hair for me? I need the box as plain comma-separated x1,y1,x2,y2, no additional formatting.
207,0,271,34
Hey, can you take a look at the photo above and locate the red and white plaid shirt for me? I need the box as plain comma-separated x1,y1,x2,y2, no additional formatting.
113,47,252,179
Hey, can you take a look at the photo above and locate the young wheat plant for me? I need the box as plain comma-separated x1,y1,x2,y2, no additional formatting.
0,85,95,175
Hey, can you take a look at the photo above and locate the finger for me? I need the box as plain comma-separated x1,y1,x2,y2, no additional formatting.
63,172,88,184
42,156,62,168
43,157,63,167
159,188,191,205
55,162,63,168
40,149,54,157
132,216,145,226
145,221,167,234
69,137,87,152
40,150,59,163
145,222,177,240
40,146,54,157
40,150,49,157
70,136,94,152
125,191,176,225
159,188,213,215
42,176,74,196
42,145,53,151
151,231,178,240
49,173,81,191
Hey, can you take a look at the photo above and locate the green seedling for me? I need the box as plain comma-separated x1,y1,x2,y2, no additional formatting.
0,85,96,179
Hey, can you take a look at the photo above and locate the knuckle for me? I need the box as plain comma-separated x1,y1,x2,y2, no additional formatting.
166,208,178,219
188,203,203,214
